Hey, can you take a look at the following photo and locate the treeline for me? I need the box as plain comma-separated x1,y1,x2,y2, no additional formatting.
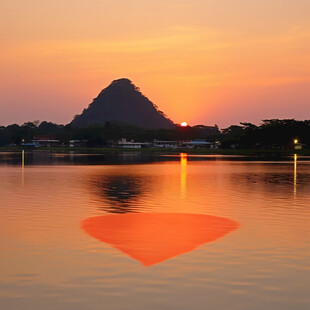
0,119,309,149
220,119,310,149
0,121,219,147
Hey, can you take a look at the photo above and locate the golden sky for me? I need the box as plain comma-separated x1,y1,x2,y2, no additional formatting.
0,0,309,127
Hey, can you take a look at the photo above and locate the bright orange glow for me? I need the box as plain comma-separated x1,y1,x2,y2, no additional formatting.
180,153,187,198
180,122,188,127
0,1,309,126
81,213,239,266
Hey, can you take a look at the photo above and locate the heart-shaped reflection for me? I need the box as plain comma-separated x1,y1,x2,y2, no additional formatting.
81,213,239,266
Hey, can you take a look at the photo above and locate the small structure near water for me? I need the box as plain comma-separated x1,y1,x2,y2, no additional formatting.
32,136,60,147
69,140,88,148
117,139,151,149
182,139,220,149
153,140,179,148
117,138,220,149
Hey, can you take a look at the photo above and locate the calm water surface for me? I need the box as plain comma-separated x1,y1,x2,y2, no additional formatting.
0,152,309,310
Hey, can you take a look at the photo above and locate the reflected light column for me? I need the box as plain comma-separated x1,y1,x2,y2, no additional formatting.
294,154,297,198
180,153,187,198
21,150,25,185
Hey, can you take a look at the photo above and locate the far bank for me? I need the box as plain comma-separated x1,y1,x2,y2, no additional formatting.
1,146,310,157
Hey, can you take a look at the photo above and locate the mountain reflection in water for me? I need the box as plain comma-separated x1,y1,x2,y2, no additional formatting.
90,174,152,213
81,213,239,266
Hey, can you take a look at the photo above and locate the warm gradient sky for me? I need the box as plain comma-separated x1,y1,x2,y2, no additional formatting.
0,0,309,127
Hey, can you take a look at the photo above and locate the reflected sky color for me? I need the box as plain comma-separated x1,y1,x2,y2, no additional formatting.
81,213,239,266
0,154,309,309
0,1,310,126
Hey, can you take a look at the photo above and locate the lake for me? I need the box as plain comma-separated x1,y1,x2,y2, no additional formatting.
0,151,309,310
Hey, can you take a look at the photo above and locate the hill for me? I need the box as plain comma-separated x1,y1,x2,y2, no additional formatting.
70,78,175,129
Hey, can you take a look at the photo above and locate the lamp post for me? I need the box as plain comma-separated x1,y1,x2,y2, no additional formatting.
294,138,302,150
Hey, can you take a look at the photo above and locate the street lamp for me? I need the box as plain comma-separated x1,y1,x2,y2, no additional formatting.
294,139,298,144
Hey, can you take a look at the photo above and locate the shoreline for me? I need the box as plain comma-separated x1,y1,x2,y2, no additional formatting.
0,146,309,156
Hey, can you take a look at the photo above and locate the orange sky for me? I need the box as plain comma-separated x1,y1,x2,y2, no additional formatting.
0,0,309,127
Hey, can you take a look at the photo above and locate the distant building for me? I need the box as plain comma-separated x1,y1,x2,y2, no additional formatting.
69,140,88,147
182,140,221,149
153,140,178,148
32,136,60,147
22,142,36,148
116,139,221,149
182,140,212,148
117,138,150,149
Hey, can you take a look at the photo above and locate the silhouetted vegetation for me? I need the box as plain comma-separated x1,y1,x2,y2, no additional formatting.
220,119,310,149
0,120,219,147
0,119,309,149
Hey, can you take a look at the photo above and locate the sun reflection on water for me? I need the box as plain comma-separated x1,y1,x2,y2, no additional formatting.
180,153,187,198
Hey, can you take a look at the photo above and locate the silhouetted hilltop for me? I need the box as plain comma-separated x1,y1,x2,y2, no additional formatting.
70,78,175,129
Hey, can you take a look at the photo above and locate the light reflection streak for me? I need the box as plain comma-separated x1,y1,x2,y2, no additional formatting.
21,150,24,185
294,154,297,197
180,153,187,198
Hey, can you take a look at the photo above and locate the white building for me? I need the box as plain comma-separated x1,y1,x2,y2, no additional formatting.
117,138,150,149
32,136,60,147
69,140,88,147
182,140,221,149
153,140,179,148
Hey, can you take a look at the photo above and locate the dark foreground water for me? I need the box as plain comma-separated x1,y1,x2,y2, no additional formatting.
0,151,309,310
